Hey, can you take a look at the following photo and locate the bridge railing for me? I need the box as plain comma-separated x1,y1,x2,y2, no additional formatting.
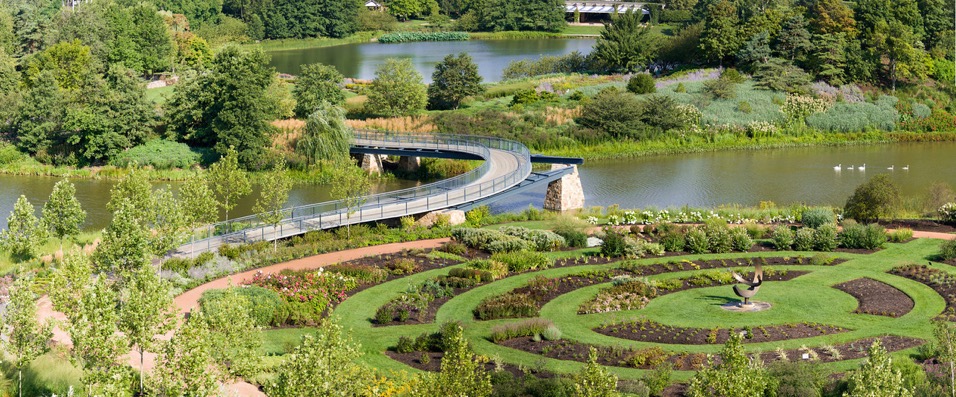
181,130,531,254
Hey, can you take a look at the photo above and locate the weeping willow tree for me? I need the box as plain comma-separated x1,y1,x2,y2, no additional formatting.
295,101,352,166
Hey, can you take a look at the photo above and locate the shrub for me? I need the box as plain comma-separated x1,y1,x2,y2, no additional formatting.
721,68,745,83
888,228,913,243
745,222,769,239
555,229,587,248
939,203,956,223
674,82,687,93
793,228,815,251
813,224,838,251
644,242,665,256
486,237,533,253
730,228,754,252
685,228,710,254
660,229,686,252
466,259,508,279
489,318,554,342
110,139,203,169
801,208,836,229
541,325,562,341
840,222,887,250
325,263,388,283
475,293,539,320
772,227,794,250
601,228,629,257
576,87,649,140
810,253,835,266
839,221,866,249
491,250,553,272
439,241,467,256
499,226,566,251
737,101,753,113
448,267,494,283
627,73,656,94
941,240,956,261
200,286,284,327
704,221,732,253
703,77,737,99
465,206,491,227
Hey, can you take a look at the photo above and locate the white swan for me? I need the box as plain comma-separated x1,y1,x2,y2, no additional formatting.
834,164,842,171
847,165,854,170
902,165,909,170
858,163,866,171
887,165,894,170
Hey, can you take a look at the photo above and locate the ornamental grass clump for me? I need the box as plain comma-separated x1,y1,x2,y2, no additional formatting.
887,228,913,243
474,292,539,320
839,222,887,250
465,259,508,279
490,250,553,273
801,207,836,228
489,318,556,343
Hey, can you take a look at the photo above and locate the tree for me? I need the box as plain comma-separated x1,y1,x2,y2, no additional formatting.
687,333,775,397
164,46,276,166
202,288,262,377
934,319,956,397
2,275,53,397
470,0,565,32
775,15,812,61
388,0,428,21
179,173,218,227
119,264,176,395
808,0,856,35
699,0,741,65
364,58,427,117
68,275,127,396
208,146,252,220
843,340,913,397
295,101,353,166
93,198,151,273
1,195,47,259
329,166,371,241
13,70,64,158
808,33,848,85
753,58,812,94
266,315,371,396
871,21,929,91
844,174,901,222
49,250,93,315
144,187,188,256
410,322,492,396
293,63,345,117
427,53,483,110
572,347,620,397
151,312,220,396
254,164,293,251
592,10,661,73
737,32,772,73
107,165,153,218
41,179,85,251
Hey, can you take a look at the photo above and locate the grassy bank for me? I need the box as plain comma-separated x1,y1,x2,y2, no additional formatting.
541,131,956,161
245,31,379,52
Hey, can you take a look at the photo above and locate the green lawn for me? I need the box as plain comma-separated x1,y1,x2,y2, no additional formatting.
144,85,175,105
260,236,952,383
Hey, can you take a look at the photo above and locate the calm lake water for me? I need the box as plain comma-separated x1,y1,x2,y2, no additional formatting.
267,38,597,82
2,142,955,230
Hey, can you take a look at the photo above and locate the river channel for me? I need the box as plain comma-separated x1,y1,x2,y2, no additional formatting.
267,38,597,82
2,142,955,231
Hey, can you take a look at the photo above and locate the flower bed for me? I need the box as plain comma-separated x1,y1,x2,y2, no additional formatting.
596,320,848,344
889,264,956,319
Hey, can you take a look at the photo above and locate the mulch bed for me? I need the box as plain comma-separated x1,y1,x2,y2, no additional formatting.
880,219,956,234
596,321,847,345
834,278,914,317
889,264,956,320
495,334,923,371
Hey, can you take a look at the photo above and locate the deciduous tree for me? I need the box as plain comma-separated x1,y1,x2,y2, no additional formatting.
120,264,176,395
365,58,427,117
254,164,293,251
843,340,913,396
293,63,345,117
0,195,47,259
934,319,956,397
295,101,353,166
329,166,371,241
1,275,53,397
179,173,218,226
93,198,151,273
68,275,127,396
41,179,85,251
202,287,262,377
427,53,483,110
410,322,492,396
572,347,620,397
208,146,252,220
687,333,775,397
699,0,741,65
844,174,901,222
151,312,220,396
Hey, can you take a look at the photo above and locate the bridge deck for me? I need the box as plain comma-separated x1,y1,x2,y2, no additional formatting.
174,131,536,257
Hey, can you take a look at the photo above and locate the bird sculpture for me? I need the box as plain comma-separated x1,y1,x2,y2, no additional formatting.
731,264,763,306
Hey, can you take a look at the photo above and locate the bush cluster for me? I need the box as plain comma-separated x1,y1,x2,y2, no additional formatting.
474,292,539,320
941,240,956,261
394,321,463,353
839,222,887,250
375,279,454,324
324,263,388,283
801,208,836,228
627,73,656,94
465,259,509,279
377,31,469,43
110,139,205,169
499,226,566,251
199,286,285,327
490,250,553,272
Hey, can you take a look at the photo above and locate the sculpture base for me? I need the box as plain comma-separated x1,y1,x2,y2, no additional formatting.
720,301,772,312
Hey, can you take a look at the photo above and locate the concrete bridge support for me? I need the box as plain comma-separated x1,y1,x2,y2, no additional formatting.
361,154,384,174
544,164,584,211
397,156,420,174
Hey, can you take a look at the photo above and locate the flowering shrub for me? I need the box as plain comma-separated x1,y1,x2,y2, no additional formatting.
246,268,358,325
580,277,657,314
602,208,796,226
783,94,831,124
746,121,778,138
939,203,956,223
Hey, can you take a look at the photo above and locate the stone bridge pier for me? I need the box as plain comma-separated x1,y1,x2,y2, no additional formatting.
543,164,584,211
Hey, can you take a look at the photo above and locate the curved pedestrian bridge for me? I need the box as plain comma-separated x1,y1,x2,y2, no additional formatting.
175,130,581,257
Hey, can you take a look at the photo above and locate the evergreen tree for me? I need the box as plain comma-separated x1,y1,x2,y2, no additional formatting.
843,340,913,396
775,15,812,61
293,63,345,117
208,146,252,220
808,33,848,84
119,264,176,395
737,32,772,73
41,179,86,251
592,10,661,73
1,275,53,397
1,195,47,259
254,164,293,251
427,53,483,110
365,58,427,117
